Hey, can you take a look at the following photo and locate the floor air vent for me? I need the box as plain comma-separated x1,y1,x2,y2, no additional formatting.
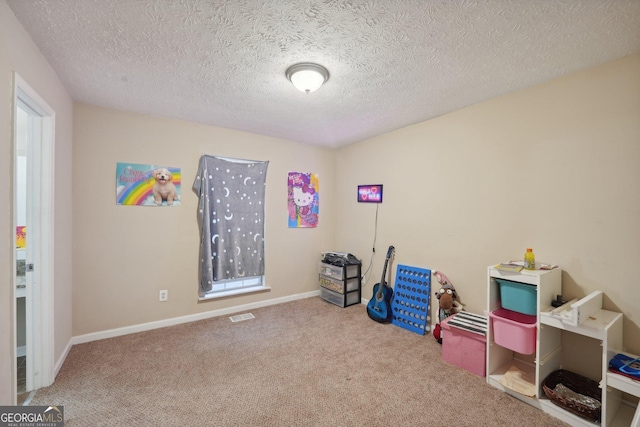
229,313,255,323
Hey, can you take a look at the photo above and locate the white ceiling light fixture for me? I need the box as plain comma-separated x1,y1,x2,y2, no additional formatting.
286,63,330,94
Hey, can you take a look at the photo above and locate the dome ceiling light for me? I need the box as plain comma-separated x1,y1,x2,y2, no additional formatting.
285,63,330,94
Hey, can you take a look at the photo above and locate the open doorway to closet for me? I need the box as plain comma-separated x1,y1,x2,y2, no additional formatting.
13,73,55,404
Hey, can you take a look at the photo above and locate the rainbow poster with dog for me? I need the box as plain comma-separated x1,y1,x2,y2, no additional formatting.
116,163,181,206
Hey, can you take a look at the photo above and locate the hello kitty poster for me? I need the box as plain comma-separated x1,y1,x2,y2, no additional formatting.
287,172,319,228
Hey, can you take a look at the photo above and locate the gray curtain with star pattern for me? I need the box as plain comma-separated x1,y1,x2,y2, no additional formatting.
193,155,269,295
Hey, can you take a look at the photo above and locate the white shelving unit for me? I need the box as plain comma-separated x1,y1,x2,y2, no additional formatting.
605,353,640,427
486,266,562,402
486,265,638,427
538,306,623,426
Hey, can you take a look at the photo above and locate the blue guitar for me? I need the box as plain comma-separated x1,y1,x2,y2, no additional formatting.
367,246,395,323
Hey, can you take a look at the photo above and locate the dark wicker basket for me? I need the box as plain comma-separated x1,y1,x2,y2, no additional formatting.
542,369,602,422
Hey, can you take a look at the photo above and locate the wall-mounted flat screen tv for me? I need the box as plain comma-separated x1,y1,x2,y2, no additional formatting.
357,184,383,203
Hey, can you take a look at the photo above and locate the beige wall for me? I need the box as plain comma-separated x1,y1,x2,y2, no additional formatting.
72,104,336,335
335,53,640,354
0,0,74,404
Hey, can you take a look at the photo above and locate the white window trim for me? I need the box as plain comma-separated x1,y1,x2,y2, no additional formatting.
198,276,270,301
198,285,271,301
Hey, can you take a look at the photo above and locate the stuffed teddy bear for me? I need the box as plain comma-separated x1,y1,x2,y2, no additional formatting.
433,271,463,344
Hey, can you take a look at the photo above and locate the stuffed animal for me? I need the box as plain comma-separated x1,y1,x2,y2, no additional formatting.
432,271,463,344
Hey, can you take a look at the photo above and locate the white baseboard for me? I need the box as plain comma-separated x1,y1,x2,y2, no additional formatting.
16,345,25,358
71,290,320,345
54,340,73,378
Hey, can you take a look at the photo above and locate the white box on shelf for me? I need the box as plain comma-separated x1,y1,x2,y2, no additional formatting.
540,291,603,327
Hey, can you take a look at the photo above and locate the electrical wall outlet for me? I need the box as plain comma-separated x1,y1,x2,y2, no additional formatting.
159,290,168,302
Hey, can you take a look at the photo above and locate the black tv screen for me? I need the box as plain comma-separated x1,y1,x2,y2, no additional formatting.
357,184,383,203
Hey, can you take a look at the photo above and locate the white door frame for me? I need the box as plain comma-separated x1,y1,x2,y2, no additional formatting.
13,73,55,393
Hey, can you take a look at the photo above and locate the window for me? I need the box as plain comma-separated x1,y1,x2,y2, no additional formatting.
193,155,269,299
203,276,264,299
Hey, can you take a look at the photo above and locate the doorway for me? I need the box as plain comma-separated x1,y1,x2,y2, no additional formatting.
13,73,55,403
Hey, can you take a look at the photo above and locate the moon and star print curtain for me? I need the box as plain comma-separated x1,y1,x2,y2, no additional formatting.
193,155,269,295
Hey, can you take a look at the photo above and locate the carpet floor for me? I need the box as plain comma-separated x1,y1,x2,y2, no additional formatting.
29,297,569,426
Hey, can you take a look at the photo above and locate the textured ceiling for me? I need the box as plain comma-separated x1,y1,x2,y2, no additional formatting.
7,0,640,148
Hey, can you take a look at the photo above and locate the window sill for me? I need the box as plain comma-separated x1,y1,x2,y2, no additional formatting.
198,285,271,301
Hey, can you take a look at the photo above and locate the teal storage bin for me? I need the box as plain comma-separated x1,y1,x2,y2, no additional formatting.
496,278,537,315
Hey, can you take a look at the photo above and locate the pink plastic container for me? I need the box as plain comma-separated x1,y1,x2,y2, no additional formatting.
489,308,537,355
441,315,487,376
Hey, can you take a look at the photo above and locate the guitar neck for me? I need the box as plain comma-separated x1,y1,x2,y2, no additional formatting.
376,246,394,298
377,261,389,298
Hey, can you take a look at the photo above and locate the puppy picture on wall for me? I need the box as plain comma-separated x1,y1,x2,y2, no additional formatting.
116,162,181,206
152,167,178,205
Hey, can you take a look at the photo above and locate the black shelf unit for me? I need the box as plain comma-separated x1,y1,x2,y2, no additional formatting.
318,261,361,307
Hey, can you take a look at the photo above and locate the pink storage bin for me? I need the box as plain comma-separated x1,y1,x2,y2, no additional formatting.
441,315,487,376
489,308,537,355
